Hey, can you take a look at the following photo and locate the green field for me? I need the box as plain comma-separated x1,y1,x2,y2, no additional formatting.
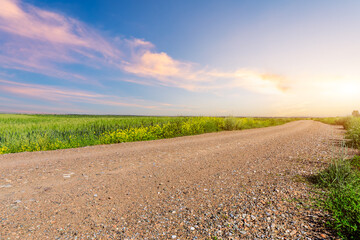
0,114,296,154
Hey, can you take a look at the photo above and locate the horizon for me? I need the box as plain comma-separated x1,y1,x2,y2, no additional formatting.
0,112,350,119
1,0,360,116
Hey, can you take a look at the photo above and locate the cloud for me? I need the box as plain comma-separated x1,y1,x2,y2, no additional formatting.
123,52,288,94
124,51,184,78
0,0,122,82
1,0,85,46
122,41,288,94
0,0,118,57
0,79,159,109
0,0,289,96
0,102,86,114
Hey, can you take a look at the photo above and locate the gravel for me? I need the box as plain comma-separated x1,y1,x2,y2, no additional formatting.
0,120,356,239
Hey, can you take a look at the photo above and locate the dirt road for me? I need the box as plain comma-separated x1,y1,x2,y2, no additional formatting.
0,120,350,239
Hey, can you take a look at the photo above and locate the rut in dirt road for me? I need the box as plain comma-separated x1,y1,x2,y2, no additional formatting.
0,120,350,239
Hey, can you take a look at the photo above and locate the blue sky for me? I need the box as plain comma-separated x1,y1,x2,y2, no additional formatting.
0,0,360,116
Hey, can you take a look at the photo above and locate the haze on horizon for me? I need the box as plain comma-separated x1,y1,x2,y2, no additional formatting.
0,0,359,117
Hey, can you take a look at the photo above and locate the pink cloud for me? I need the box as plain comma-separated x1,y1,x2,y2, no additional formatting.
0,96,13,102
123,52,289,94
0,79,160,109
121,41,288,94
0,103,86,114
124,51,185,78
0,0,118,57
0,1,85,46
0,0,122,82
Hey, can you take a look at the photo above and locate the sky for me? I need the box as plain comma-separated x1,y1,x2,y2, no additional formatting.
0,0,359,116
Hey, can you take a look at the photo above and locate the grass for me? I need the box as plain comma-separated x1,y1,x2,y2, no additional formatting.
311,157,360,239
0,114,297,154
346,118,360,147
312,116,360,239
314,116,353,129
211,237,222,240
315,116,360,147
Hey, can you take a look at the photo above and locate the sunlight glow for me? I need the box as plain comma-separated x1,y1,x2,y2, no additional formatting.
322,80,360,99
337,83,359,96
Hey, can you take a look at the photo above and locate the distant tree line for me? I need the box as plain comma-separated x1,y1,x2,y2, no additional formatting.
353,110,360,117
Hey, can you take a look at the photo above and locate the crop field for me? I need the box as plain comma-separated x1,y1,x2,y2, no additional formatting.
0,114,296,154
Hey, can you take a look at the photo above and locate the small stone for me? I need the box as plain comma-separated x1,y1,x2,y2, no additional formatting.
94,194,98,197
172,235,177,239
190,227,195,231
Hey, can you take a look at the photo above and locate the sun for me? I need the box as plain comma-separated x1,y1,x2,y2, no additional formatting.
338,83,358,96
324,80,360,98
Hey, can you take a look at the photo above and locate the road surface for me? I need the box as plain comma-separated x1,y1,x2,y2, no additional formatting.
0,120,348,239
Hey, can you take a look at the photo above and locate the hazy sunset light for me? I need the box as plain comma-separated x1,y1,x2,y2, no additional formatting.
0,0,359,116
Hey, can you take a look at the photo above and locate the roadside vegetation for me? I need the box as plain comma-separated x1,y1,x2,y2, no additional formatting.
313,116,360,239
315,116,360,147
0,114,296,154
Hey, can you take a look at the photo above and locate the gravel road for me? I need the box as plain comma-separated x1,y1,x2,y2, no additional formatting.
0,120,354,239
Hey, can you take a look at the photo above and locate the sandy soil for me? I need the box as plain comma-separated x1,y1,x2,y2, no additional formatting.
0,120,355,239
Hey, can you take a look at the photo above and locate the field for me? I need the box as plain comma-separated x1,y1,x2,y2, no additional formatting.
0,114,296,154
